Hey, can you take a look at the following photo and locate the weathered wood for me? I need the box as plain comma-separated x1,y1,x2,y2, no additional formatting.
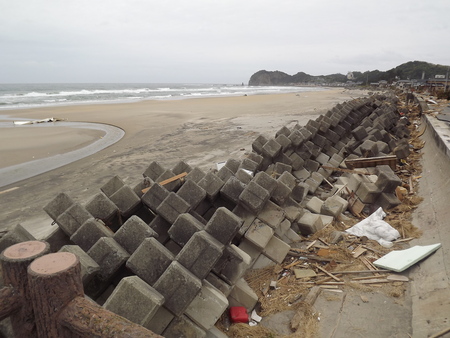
290,286,322,331
58,297,162,338
0,240,50,338
321,165,371,175
141,172,187,193
315,265,342,282
345,155,397,170
28,252,84,338
0,286,21,320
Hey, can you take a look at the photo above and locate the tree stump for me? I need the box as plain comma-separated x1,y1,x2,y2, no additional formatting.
0,240,50,337
28,252,84,338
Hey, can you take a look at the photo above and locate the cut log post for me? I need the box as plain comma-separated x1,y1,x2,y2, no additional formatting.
0,240,50,337
0,286,21,321
58,297,162,338
27,252,84,338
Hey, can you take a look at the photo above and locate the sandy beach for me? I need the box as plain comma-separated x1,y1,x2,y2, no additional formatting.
0,88,370,238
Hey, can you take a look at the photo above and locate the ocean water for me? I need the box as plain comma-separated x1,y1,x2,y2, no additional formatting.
0,83,323,110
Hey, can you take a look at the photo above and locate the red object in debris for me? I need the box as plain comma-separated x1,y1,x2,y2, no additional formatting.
229,306,249,323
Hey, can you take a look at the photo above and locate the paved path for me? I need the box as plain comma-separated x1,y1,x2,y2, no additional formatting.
0,121,124,188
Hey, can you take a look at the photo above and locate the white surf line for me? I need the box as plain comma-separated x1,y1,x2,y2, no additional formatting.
0,122,125,188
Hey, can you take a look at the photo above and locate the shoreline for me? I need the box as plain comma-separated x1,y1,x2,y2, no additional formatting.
0,88,371,238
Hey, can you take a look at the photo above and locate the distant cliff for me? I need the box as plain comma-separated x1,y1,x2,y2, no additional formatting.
248,61,450,86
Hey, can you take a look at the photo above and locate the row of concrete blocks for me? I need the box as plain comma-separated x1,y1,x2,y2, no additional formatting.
248,95,405,184
2,94,409,336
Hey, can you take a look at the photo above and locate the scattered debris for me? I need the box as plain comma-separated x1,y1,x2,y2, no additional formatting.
345,207,400,248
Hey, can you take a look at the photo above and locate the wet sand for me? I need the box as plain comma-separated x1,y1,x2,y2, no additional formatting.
0,88,370,238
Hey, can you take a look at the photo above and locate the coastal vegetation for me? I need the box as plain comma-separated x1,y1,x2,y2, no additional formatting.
249,61,450,86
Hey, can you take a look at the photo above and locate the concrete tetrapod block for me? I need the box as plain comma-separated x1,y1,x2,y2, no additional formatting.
156,192,191,225
356,181,381,204
59,245,100,285
84,192,119,223
306,196,324,214
70,218,113,252
220,176,246,205
244,219,274,250
177,179,207,209
0,223,35,253
271,180,292,206
43,192,75,221
297,212,324,235
275,219,292,238
239,158,259,174
213,244,251,285
185,280,229,331
238,238,263,266
198,172,225,202
321,195,349,218
238,181,270,214
56,203,92,236
175,230,224,280
126,237,174,285
228,278,258,311
232,204,256,240
163,315,206,338
109,185,141,217
206,273,233,297
153,261,202,316
168,213,204,247
87,237,130,281
235,168,253,184
262,235,291,264
113,215,158,254
375,165,402,193
172,160,192,175
257,200,285,229
252,134,268,154
143,161,165,181
149,215,171,244
253,171,278,195
261,138,282,159
185,167,206,184
217,166,234,182
141,183,170,212
205,207,243,245
145,306,174,335
103,276,165,327
100,175,125,197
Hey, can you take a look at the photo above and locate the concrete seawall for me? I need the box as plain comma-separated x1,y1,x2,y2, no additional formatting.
411,103,450,337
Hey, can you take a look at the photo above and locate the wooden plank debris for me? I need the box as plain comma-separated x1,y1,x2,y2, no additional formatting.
345,155,397,170
290,286,322,331
141,172,187,193
315,265,342,282
321,166,371,175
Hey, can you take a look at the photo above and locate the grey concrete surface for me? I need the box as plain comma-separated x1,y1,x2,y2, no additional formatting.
410,109,450,338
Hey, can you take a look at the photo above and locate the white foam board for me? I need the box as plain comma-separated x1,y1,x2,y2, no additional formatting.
373,243,441,272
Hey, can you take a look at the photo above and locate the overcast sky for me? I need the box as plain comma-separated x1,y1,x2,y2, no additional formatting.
1,0,449,84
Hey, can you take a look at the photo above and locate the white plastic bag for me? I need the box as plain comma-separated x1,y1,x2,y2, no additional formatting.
345,207,400,248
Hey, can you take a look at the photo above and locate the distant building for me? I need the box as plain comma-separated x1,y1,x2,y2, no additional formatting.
347,72,355,80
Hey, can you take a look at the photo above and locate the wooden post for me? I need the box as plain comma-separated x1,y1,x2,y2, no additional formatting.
58,297,162,337
27,252,84,338
0,286,21,321
0,240,50,337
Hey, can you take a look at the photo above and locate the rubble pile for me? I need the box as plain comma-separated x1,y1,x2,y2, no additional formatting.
1,92,420,337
